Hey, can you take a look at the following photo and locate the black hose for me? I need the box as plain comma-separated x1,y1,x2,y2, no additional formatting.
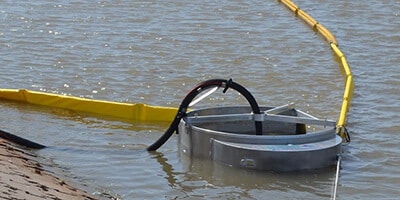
147,79,262,151
0,129,46,149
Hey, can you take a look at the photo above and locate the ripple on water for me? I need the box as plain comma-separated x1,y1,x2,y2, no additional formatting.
1,0,400,199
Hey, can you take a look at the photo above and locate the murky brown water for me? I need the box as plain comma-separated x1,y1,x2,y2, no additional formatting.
1,0,399,199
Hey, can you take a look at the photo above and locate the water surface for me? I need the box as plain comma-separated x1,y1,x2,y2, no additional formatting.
1,0,399,199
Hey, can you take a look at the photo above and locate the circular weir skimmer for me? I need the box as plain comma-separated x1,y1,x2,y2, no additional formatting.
148,78,341,172
179,105,340,172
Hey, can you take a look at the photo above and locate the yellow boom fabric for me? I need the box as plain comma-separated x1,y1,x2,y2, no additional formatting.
0,89,177,123
279,0,354,136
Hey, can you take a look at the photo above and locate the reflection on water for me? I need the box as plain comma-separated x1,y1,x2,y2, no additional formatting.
154,149,337,199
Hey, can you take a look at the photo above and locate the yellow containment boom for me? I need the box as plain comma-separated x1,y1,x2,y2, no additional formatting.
279,0,354,137
0,89,177,123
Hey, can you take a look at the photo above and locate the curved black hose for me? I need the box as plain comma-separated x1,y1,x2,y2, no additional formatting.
147,79,262,151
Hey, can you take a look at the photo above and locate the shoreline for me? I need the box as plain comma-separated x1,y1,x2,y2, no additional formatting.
0,138,98,200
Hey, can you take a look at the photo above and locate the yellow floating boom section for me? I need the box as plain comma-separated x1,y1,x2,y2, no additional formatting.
0,89,177,123
279,0,354,136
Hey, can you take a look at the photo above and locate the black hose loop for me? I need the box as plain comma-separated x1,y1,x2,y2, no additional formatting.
147,79,262,151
